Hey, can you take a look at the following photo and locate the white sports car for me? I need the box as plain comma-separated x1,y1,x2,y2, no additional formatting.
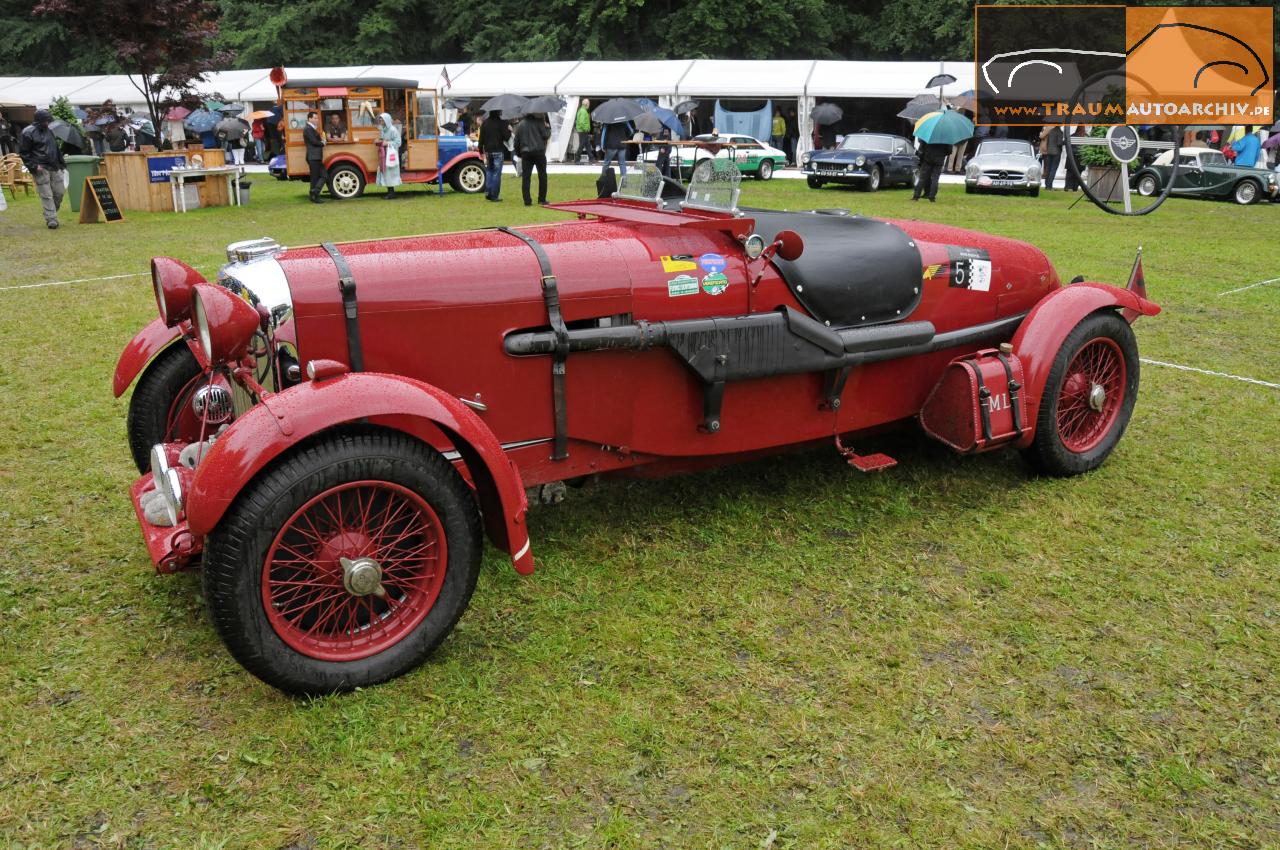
641,134,788,180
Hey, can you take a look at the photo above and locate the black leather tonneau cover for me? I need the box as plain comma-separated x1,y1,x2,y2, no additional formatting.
747,209,923,328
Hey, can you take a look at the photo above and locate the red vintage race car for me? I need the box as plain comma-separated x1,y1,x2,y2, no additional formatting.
114,164,1159,694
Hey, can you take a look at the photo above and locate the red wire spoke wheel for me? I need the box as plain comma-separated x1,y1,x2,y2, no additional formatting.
1054,338,1126,453
262,481,448,662
203,432,482,694
1026,311,1139,476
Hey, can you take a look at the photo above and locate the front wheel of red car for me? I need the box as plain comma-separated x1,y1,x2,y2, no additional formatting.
126,343,203,473
1025,311,1139,477
202,431,482,695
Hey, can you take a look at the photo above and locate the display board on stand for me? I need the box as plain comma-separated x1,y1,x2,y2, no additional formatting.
79,176,124,224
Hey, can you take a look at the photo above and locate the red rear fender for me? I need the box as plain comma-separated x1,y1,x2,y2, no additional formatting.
1011,282,1160,447
184,372,534,574
113,318,185,398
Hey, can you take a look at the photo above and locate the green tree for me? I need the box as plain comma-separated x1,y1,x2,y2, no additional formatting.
0,0,118,74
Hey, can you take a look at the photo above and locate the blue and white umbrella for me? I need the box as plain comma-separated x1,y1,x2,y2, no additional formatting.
184,108,220,133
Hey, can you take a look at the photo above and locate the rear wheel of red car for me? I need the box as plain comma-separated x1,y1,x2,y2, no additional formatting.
202,430,482,695
126,343,202,473
1025,311,1139,477
449,161,486,194
327,163,366,200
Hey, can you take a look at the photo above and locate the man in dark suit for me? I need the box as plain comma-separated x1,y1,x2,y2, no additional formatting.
303,111,326,203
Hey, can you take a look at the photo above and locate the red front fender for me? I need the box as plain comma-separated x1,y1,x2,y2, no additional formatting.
184,372,534,574
1011,282,1160,448
113,317,185,398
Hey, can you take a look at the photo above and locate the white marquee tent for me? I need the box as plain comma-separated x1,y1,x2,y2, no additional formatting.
2,60,976,160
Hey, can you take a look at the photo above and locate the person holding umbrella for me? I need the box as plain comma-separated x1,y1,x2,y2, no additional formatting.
479,109,510,202
912,107,974,202
18,109,67,229
514,108,551,206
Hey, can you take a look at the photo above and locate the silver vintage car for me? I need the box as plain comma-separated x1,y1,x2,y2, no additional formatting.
964,138,1043,197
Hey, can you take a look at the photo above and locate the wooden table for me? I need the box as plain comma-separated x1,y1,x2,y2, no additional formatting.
169,165,244,213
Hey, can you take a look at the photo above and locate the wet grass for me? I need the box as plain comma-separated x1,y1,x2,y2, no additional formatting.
0,174,1277,848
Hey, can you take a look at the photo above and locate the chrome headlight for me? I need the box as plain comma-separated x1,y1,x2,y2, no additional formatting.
801,152,812,165
1027,165,1041,180
192,288,213,361
855,155,866,167
150,444,182,525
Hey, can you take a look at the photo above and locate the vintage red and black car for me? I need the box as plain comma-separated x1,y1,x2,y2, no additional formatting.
114,163,1159,695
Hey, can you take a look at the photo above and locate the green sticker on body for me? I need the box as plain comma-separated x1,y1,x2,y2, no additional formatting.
701,272,729,295
667,274,699,297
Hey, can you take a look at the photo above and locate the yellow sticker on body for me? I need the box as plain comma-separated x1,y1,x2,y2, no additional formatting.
661,255,698,273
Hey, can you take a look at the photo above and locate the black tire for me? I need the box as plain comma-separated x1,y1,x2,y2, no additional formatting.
1233,180,1259,205
965,183,976,194
327,163,366,200
862,165,882,192
1136,173,1159,197
203,430,483,695
807,175,824,189
1024,311,1139,477
757,159,774,180
1029,186,1040,197
126,344,201,473
449,160,486,194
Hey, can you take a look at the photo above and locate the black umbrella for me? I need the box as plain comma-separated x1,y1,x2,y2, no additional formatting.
592,98,646,124
49,119,85,149
441,122,459,133
673,99,699,115
480,93,529,117
811,103,843,125
517,95,566,116
898,94,944,121
632,111,665,134
215,117,247,140
444,97,471,110
926,73,957,89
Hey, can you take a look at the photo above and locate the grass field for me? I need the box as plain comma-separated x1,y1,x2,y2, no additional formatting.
0,172,1277,849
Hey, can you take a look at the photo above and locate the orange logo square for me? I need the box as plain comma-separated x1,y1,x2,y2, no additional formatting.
1125,6,1273,124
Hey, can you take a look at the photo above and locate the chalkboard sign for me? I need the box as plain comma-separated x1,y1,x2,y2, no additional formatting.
79,176,124,224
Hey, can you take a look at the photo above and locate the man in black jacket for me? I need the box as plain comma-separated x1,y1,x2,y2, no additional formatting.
479,110,510,202
303,111,325,203
514,112,551,206
913,141,950,202
600,120,631,179
18,109,67,229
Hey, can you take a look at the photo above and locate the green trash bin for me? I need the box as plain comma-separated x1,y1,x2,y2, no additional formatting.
65,155,102,213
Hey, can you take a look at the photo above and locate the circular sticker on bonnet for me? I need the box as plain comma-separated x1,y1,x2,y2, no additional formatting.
702,272,729,295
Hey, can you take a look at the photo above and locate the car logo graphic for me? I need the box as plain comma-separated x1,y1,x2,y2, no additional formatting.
982,49,1125,94
982,22,1270,97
